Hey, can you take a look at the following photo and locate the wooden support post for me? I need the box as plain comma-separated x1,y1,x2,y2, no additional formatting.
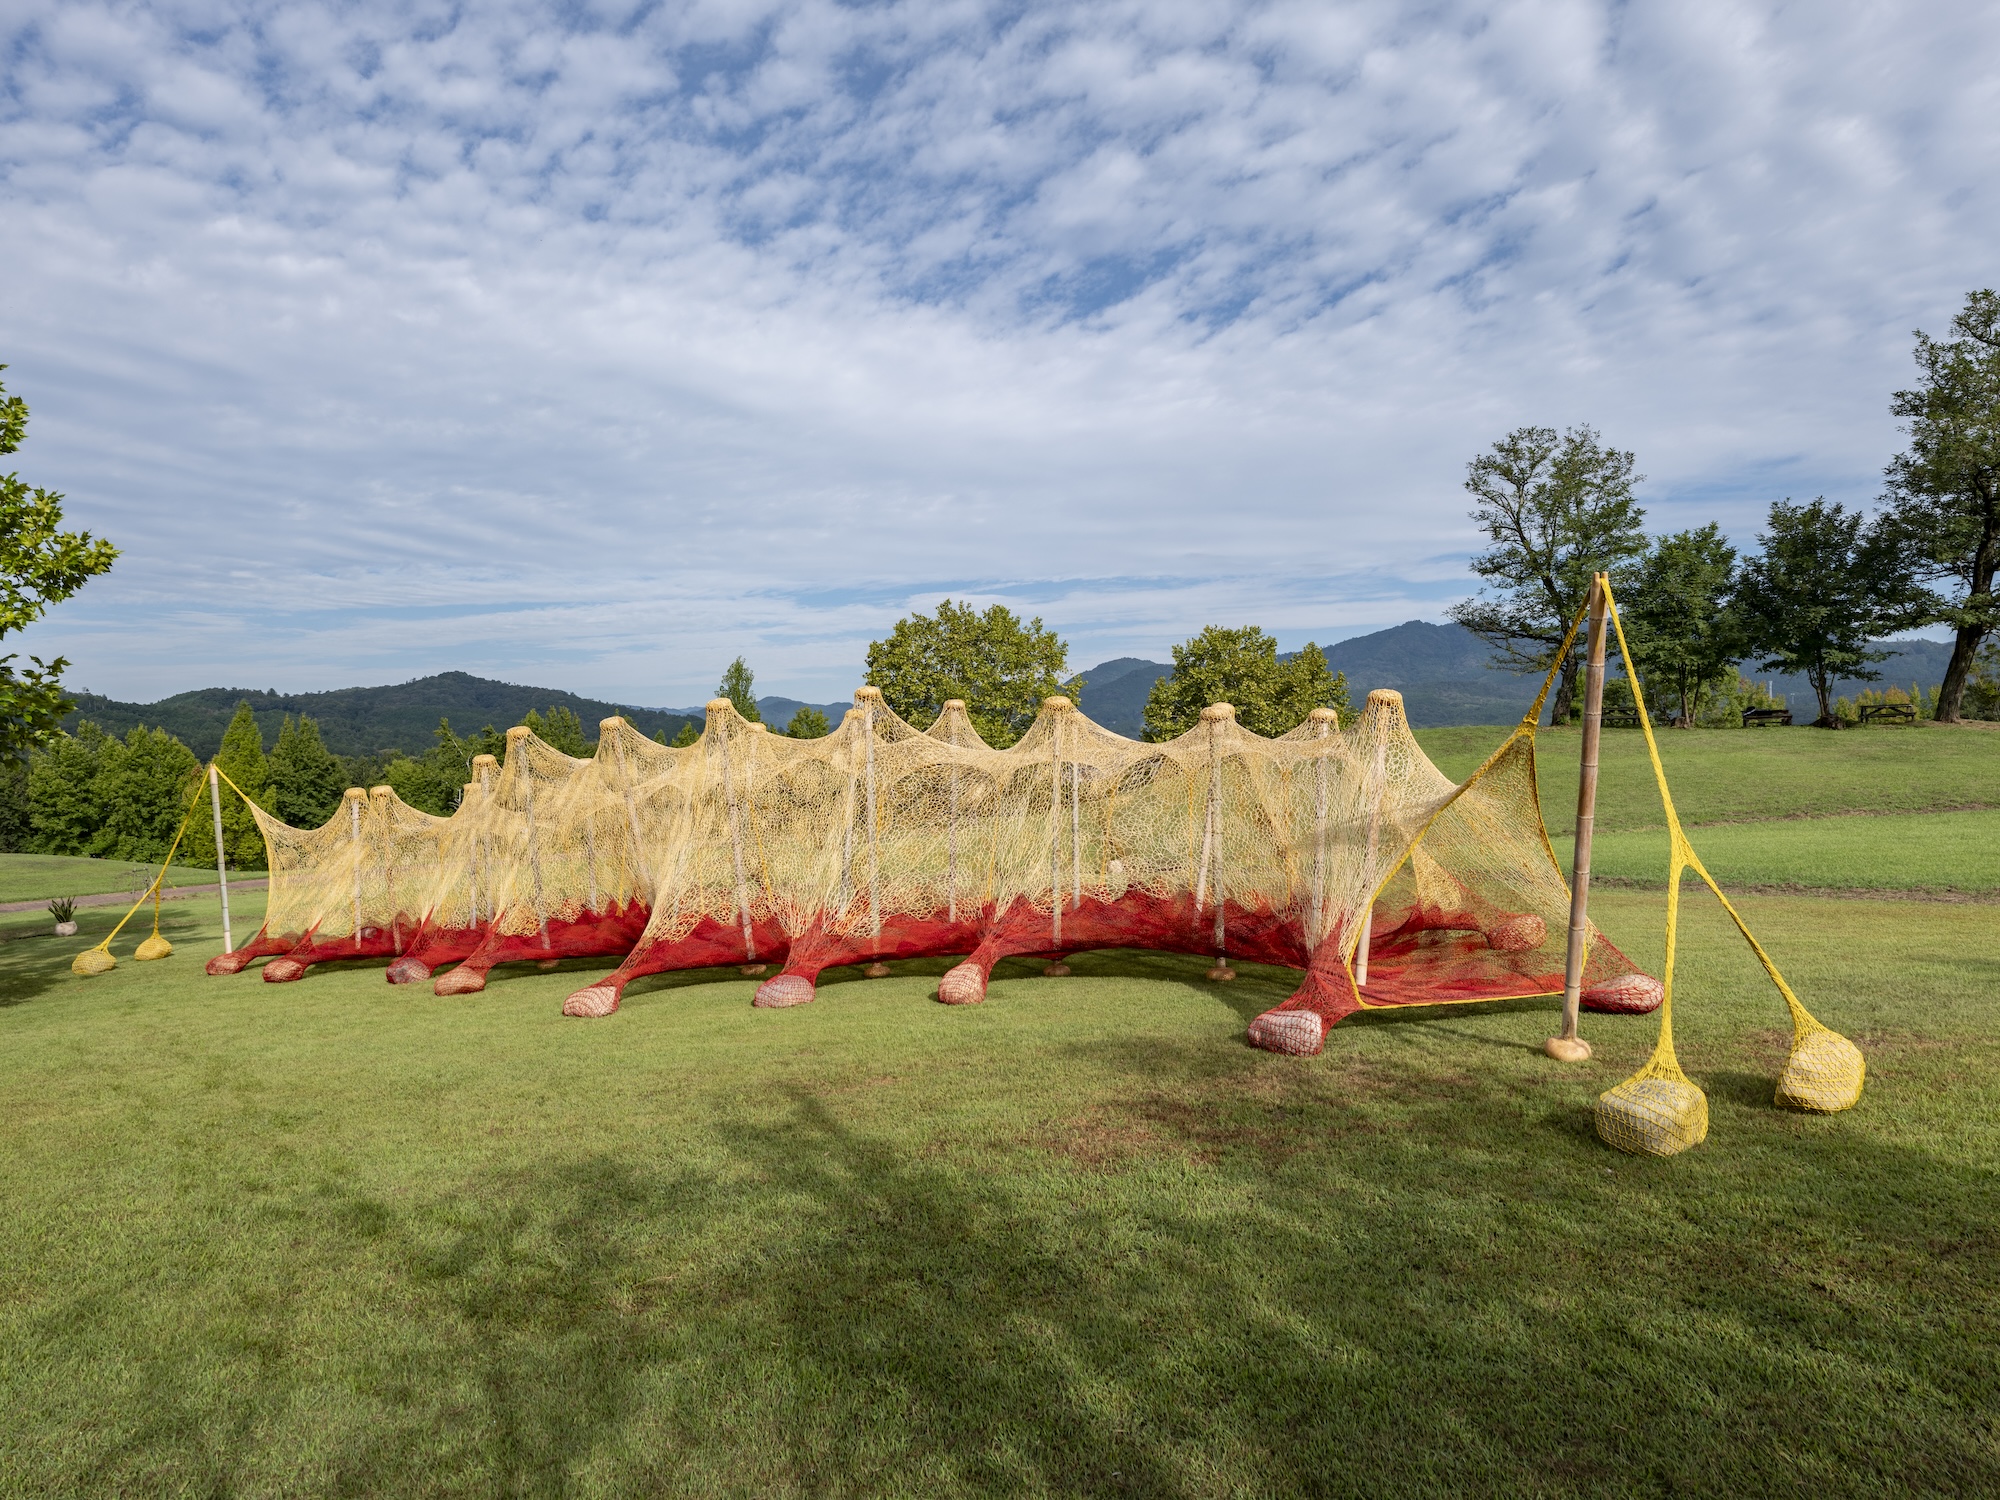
509,728,551,950
1354,707,1387,989
714,703,758,962
610,728,652,902
209,764,233,955
349,788,365,951
945,701,962,923
1549,574,1609,1063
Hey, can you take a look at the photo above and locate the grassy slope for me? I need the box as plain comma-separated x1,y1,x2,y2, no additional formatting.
0,853,228,905
1414,722,2000,893
1415,722,2000,834
1,889,1996,1497
1588,808,2000,892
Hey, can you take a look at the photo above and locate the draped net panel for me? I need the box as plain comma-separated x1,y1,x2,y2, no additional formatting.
209,686,1655,1054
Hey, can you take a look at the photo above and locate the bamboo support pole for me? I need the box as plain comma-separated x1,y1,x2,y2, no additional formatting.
1050,709,1063,949
473,755,497,926
1199,706,1232,979
209,764,233,954
864,701,880,939
610,726,652,902
1309,708,1334,947
509,729,551,949
945,701,962,923
370,787,399,954
715,704,758,962
1355,712,1387,988
348,789,364,951
1550,574,1609,1063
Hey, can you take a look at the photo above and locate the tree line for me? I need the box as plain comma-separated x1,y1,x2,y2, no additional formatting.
1454,289,2000,728
0,657,846,864
2,291,1994,864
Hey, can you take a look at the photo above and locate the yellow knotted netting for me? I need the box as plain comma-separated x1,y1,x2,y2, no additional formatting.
222,682,1630,1016
1591,581,1865,1155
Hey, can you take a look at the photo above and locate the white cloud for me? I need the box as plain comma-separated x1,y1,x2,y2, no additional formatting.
0,0,1993,705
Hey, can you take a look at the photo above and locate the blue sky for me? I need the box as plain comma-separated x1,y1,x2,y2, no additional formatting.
2,0,1993,706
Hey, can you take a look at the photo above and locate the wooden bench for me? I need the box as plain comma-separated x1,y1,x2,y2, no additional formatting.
1742,707,1794,727
1859,702,1916,725
1600,707,1645,727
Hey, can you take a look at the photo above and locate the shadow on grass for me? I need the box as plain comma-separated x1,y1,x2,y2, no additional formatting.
0,899,222,1007
42,1031,2000,1498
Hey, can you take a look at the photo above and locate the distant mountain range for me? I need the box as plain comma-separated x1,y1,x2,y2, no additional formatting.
62,625,1962,758
63,673,703,760
1060,622,1959,734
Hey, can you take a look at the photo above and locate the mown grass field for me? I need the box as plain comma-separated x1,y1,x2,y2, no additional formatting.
0,852,228,905
2,728,1996,1497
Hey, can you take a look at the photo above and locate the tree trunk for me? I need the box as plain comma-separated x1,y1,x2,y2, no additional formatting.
1811,666,1838,728
1549,658,1578,726
1936,621,1984,724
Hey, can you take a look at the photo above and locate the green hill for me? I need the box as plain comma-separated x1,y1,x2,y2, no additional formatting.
63,673,699,759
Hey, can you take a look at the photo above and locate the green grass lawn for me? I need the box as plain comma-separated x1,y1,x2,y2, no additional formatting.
1588,807,2000,893
1416,721,2000,834
0,852,234,905
2,882,1994,1497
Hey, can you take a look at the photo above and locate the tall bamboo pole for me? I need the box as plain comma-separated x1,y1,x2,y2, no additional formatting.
1549,573,1609,1063
208,764,232,955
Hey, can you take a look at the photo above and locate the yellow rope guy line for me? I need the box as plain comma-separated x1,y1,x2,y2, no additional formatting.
1592,581,1865,1155
69,772,208,975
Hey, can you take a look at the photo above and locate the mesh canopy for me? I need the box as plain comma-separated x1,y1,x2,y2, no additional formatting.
190,582,1867,1150
212,684,1652,1050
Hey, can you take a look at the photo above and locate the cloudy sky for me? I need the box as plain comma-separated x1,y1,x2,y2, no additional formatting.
2,0,1993,707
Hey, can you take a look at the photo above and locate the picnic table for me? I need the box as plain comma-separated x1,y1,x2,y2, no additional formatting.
1742,707,1794,727
1858,702,1916,725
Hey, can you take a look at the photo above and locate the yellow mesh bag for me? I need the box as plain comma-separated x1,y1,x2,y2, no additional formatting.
73,772,203,978
1594,861,1708,1156
71,948,116,977
1592,584,1864,1152
1775,1012,1867,1111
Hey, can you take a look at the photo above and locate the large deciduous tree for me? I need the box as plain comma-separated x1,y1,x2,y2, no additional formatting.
1448,425,1649,725
0,366,119,757
1143,628,1350,740
867,599,1072,747
716,658,762,723
1735,499,1913,728
1620,525,1743,728
1876,290,2000,722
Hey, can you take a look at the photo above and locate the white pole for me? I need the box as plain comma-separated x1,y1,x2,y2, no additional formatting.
209,764,233,954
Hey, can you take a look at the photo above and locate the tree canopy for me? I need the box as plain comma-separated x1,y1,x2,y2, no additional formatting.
183,702,272,868
785,705,831,738
716,658,762,723
1735,499,1914,727
1620,525,1743,728
1877,289,2000,722
522,705,591,757
1447,425,1648,724
268,715,348,827
1143,627,1350,740
383,717,507,815
0,366,119,757
866,600,1072,747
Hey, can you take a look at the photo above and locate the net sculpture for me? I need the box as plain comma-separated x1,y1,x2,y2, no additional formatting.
204,684,1664,1055
174,585,1863,1155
